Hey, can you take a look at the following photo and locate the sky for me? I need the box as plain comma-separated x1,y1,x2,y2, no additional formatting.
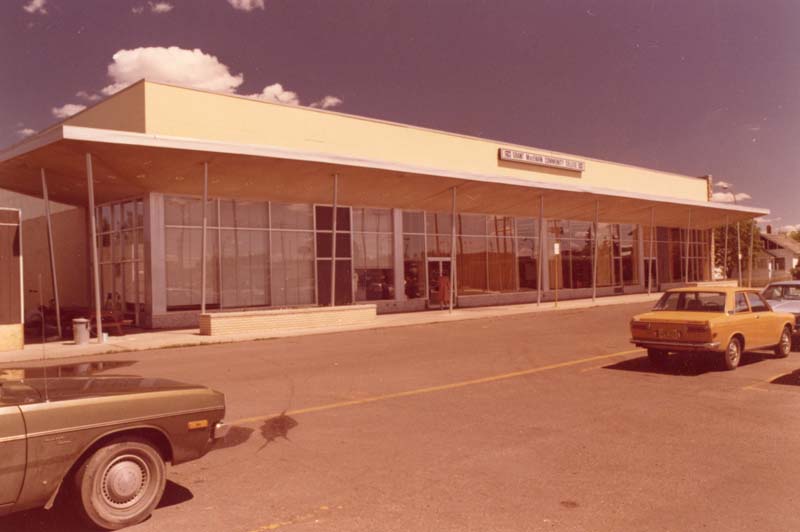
1,0,798,231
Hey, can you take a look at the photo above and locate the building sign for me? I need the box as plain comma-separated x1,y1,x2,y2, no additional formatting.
498,148,585,173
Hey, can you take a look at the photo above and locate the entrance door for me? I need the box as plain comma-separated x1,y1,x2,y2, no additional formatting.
427,258,452,307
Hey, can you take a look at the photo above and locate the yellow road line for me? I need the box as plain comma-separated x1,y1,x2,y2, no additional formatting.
742,371,793,392
245,505,340,532
232,348,644,426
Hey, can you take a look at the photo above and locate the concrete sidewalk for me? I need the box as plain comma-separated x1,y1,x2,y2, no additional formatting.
0,292,660,363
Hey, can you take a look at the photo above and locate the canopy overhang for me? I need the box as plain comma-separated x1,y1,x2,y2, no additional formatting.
0,125,768,230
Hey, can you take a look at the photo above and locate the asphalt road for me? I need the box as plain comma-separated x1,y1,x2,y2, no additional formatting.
4,301,800,532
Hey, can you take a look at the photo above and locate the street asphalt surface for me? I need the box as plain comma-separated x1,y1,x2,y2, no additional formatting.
3,301,800,532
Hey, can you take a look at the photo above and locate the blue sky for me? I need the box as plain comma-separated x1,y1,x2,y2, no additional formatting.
2,0,798,230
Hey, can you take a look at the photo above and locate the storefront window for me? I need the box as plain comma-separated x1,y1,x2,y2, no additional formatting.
457,236,487,295
403,233,426,299
96,198,146,323
271,203,315,306
272,202,313,230
488,236,516,291
352,208,393,301
165,226,220,310
271,229,315,306
517,236,538,290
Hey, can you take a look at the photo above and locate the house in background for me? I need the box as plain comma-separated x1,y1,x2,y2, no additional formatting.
755,226,800,283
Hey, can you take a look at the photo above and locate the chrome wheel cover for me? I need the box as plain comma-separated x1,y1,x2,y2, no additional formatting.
779,330,791,355
101,454,150,509
727,341,740,366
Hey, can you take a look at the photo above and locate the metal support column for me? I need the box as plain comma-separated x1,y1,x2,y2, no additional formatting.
736,222,742,286
537,195,544,306
449,186,456,313
200,162,208,314
685,210,692,283
648,207,655,295
748,222,754,287
592,200,599,302
41,168,62,338
86,154,104,343
330,174,338,307
723,215,729,280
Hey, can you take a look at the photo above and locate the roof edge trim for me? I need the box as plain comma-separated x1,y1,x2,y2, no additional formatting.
0,127,64,164
60,125,769,217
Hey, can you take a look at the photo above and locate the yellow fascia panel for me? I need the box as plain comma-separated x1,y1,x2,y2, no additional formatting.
66,82,146,133
142,82,708,202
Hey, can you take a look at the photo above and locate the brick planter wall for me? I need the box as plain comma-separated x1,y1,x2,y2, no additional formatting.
199,305,377,336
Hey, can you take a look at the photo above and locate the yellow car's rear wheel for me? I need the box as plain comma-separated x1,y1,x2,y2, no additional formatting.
774,326,792,358
722,337,742,370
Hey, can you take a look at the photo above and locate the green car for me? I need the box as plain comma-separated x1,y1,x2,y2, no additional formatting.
0,375,228,530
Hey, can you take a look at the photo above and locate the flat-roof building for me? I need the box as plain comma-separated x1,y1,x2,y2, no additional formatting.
0,80,768,337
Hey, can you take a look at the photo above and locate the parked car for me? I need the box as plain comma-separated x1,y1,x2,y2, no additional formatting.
762,280,800,335
630,287,796,370
0,375,229,530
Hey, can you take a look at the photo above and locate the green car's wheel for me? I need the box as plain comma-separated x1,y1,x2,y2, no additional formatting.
774,326,792,358
647,348,668,366
73,437,166,530
722,337,742,371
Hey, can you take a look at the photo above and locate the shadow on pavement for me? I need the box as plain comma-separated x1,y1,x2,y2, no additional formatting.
770,368,800,387
156,480,194,509
0,480,193,531
604,351,767,376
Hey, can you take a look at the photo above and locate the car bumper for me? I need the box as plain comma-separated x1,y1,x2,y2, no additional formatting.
212,420,231,440
631,339,721,352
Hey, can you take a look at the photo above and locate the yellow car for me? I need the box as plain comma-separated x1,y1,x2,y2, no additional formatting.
630,287,796,370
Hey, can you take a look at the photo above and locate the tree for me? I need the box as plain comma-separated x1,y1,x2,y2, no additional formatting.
713,219,763,280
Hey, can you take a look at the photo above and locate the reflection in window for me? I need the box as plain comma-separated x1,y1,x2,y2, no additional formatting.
403,234,426,299
457,236,487,295
165,227,220,310
353,208,393,301
517,237,538,290
271,230,315,306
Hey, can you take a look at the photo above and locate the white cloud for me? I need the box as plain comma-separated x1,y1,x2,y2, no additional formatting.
228,0,265,11
778,224,800,234
16,127,35,138
150,2,174,13
310,95,343,109
101,47,244,95
23,0,47,14
247,83,299,105
51,103,87,119
76,90,101,102
711,191,752,203
713,180,732,188
133,2,174,14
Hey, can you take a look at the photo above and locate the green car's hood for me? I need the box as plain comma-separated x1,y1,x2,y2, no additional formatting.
2,376,205,404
